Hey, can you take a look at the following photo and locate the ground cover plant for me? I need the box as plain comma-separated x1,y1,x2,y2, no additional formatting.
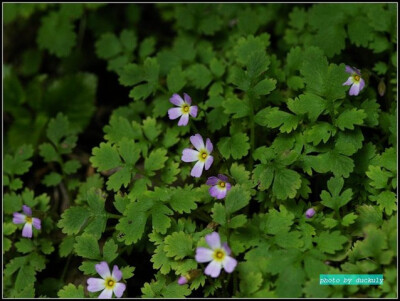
3,3,397,298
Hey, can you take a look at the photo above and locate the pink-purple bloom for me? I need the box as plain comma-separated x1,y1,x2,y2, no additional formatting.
168,93,198,126
12,205,41,238
206,174,231,199
87,262,126,299
177,276,188,285
182,134,214,178
305,208,316,218
343,65,365,96
195,232,237,278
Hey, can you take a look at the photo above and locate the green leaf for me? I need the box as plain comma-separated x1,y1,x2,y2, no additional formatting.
366,165,392,189
252,78,276,96
42,172,62,187
287,93,326,122
90,142,122,172
212,203,226,226
63,160,81,175
119,29,137,52
95,32,122,59
144,148,168,175
15,239,34,254
186,64,212,89
217,133,250,160
336,108,366,130
106,166,132,191
169,187,199,214
223,97,250,119
74,234,101,260
272,168,302,200
4,144,34,176
320,176,352,211
39,143,59,163
58,284,85,298
139,37,156,59
58,206,90,235
255,107,300,133
37,12,76,57
121,266,135,280
142,117,161,142
103,239,118,263
225,185,251,215
314,231,347,254
167,66,186,93
164,232,193,260
342,213,358,227
263,206,295,235
59,236,76,257
229,214,247,228
305,122,337,146
369,191,397,216
253,164,274,191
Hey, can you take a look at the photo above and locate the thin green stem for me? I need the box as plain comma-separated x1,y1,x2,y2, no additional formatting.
248,97,255,171
61,255,72,281
107,213,123,219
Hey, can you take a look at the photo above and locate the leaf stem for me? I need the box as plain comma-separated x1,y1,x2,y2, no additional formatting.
107,213,123,219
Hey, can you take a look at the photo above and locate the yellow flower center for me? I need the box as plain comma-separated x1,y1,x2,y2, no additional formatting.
219,181,226,188
202,153,207,159
182,105,190,113
212,248,226,262
105,278,115,289
353,75,360,82
25,216,32,224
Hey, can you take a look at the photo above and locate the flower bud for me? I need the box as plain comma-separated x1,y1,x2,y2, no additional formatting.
378,79,386,97
305,208,316,218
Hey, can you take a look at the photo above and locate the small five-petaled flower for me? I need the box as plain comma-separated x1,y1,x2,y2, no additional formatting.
343,65,365,96
182,134,214,178
13,205,41,238
195,232,237,278
206,174,231,199
87,262,126,299
168,93,198,126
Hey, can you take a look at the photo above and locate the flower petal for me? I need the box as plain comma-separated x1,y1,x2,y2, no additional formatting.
225,182,232,191
205,232,221,249
22,223,33,238
170,94,184,106
32,218,41,230
349,83,360,96
183,93,192,105
22,205,32,215
206,138,213,153
113,283,126,298
112,265,122,282
195,247,213,263
345,65,355,74
359,78,365,92
204,155,214,170
218,174,229,182
182,149,199,162
178,276,188,285
206,176,219,186
222,242,231,255
98,288,113,299
209,186,226,199
96,262,111,279
190,134,205,151
222,256,237,273
191,161,205,178
342,77,353,86
178,113,189,126
189,105,198,117
13,213,26,224
168,107,182,120
87,278,106,292
204,260,222,278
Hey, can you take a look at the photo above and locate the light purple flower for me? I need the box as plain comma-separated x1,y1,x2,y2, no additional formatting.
12,205,41,238
168,93,198,126
87,262,126,299
182,134,214,178
305,208,316,218
343,65,365,96
195,232,237,278
177,276,188,285
206,174,231,199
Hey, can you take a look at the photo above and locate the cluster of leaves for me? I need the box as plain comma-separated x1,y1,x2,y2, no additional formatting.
3,3,397,298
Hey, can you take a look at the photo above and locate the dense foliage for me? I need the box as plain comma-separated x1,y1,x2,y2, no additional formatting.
3,3,397,298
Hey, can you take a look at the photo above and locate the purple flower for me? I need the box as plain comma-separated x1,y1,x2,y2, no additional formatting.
182,134,214,178
13,205,41,238
168,93,198,126
177,276,188,285
195,232,237,278
305,208,316,219
206,174,231,199
343,66,365,96
87,262,126,298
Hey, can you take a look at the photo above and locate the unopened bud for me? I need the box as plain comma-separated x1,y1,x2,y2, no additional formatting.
177,276,188,285
378,79,386,97
305,208,316,218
